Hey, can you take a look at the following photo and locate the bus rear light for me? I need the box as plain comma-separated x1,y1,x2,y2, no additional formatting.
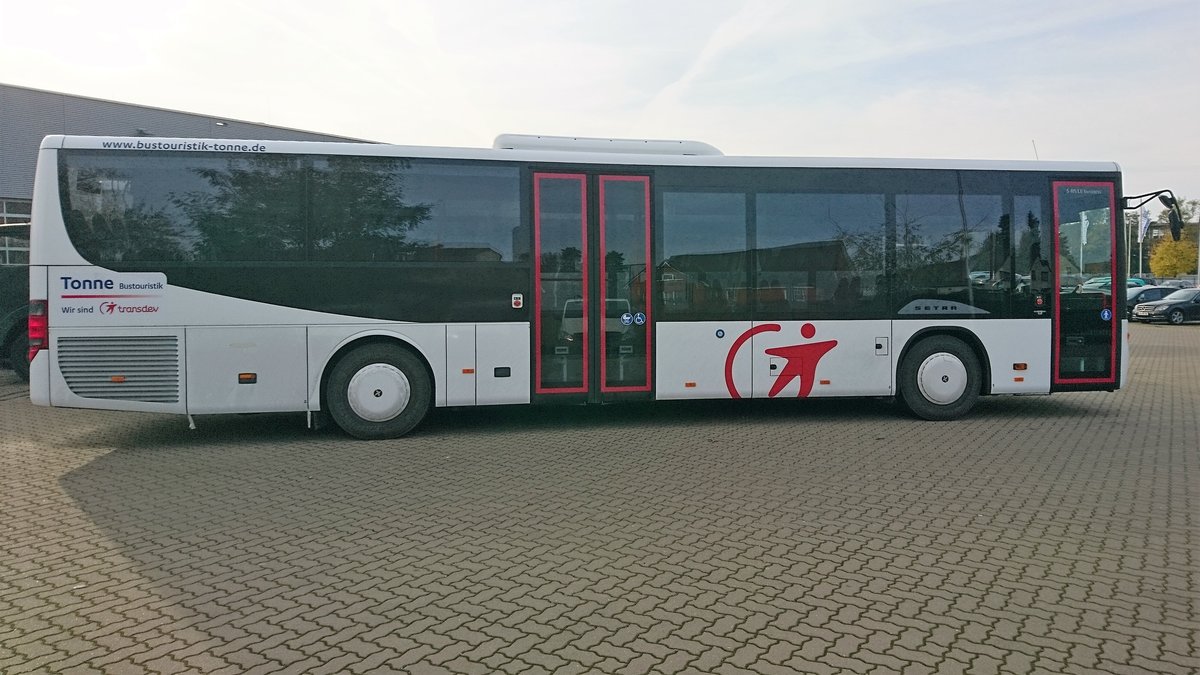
28,300,48,362
1013,363,1028,371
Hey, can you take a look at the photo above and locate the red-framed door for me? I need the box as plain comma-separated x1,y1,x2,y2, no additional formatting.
532,173,653,399
1052,181,1119,387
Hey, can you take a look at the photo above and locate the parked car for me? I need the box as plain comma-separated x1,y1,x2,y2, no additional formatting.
0,264,29,382
1081,277,1146,292
1160,279,1195,289
1125,286,1181,319
1131,288,1200,325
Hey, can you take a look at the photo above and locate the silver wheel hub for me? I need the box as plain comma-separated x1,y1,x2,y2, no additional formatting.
916,352,967,405
347,364,411,422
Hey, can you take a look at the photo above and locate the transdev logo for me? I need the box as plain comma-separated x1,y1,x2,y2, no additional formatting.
97,301,159,315
724,323,838,399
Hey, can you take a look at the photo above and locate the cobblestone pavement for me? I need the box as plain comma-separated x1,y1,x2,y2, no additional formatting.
1,324,1197,675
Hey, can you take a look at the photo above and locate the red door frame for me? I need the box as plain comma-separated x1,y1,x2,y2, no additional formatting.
1051,181,1118,385
533,173,588,395
598,175,653,393
533,173,654,397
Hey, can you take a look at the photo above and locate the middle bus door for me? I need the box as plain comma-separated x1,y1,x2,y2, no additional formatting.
532,173,654,402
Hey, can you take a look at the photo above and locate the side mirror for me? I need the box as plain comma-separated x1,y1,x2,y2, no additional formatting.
1167,209,1184,241
1160,194,1184,241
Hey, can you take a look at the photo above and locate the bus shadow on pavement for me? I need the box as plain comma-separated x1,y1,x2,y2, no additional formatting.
60,396,907,450
50,391,1111,452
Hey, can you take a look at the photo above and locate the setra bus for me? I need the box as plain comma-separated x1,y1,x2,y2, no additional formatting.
26,133,1131,438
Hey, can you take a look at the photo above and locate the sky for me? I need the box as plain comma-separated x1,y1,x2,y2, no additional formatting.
2,0,1197,214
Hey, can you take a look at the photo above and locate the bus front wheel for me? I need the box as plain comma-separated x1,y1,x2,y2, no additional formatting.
325,343,431,440
898,335,981,421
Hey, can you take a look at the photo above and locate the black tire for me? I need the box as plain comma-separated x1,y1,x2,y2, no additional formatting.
6,330,28,382
898,335,981,421
1168,309,1185,325
325,343,431,440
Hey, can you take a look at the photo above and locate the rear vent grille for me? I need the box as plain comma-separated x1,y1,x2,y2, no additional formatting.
58,336,181,403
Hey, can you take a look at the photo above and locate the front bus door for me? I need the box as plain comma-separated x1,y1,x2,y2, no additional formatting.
1053,181,1119,388
533,173,653,401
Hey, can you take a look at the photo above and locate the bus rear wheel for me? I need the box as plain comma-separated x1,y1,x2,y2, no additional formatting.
326,343,431,440
898,335,981,421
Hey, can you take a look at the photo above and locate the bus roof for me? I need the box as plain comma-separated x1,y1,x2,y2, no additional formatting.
42,134,1121,174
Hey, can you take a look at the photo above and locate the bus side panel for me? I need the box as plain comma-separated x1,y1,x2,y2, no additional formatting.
656,321,752,400
1120,319,1130,389
892,320,1051,395
185,326,308,414
751,320,892,398
476,323,530,406
446,325,476,407
308,325,448,410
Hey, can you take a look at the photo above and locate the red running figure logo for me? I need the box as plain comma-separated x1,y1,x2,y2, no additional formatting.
724,323,838,399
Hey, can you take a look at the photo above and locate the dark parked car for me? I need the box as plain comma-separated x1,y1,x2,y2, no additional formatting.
1131,288,1200,325
1125,286,1180,319
1,264,29,382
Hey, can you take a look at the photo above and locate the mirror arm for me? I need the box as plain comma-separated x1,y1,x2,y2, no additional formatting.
1123,189,1177,211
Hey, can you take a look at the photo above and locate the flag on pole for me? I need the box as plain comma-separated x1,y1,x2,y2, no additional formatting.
1138,206,1151,243
1081,212,1089,245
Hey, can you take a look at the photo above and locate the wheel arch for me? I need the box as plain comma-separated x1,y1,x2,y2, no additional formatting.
317,332,436,412
896,327,991,396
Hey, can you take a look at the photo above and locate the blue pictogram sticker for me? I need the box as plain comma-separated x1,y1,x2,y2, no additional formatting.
1100,308,1113,321
620,312,634,326
634,312,646,326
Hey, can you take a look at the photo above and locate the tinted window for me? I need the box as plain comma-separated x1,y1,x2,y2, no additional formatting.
59,151,521,265
61,152,305,263
659,192,748,319
755,193,886,319
893,192,1009,316
653,166,1068,321
310,159,521,263
1013,195,1049,290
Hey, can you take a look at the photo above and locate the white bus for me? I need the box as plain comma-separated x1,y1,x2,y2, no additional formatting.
27,134,1130,438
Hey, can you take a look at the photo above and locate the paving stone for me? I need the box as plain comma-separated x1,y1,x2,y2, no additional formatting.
0,324,1196,673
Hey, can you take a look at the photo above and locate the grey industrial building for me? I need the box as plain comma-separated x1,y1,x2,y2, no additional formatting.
0,82,369,261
